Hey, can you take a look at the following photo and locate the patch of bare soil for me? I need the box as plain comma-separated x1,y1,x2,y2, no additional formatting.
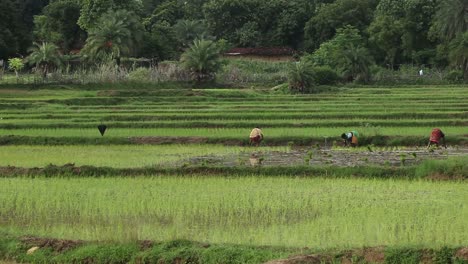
265,247,386,264
20,236,82,253
360,247,385,263
426,173,465,181
130,136,208,144
264,254,327,264
455,247,468,260
96,90,119,96
138,240,154,250
0,166,20,175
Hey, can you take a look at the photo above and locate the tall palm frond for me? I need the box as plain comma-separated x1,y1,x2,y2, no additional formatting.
433,0,468,41
181,39,221,83
288,61,315,93
81,10,143,63
449,31,468,79
27,42,62,78
341,44,373,82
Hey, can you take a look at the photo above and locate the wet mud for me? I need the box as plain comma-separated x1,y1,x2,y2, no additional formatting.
188,147,468,168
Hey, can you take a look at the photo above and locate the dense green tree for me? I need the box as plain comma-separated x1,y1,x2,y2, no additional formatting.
181,39,221,83
203,0,315,48
341,44,373,82
431,0,468,41
306,26,373,82
27,42,62,78
0,0,21,59
304,0,378,51
81,10,144,63
33,0,85,53
143,0,184,29
78,0,142,31
307,26,364,67
368,0,439,67
8,58,25,78
0,0,49,58
141,1,183,60
203,0,258,45
173,20,209,49
448,32,468,80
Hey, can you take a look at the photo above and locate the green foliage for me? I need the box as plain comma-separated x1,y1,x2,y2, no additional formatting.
448,31,468,80
288,60,315,93
307,26,373,82
433,247,456,264
141,23,178,61
181,39,221,83
173,19,209,48
128,67,151,83
415,157,467,179
384,248,422,264
0,1,21,59
313,66,340,85
369,0,438,67
431,0,468,41
341,44,373,82
81,9,144,63
7,58,25,77
33,0,85,52
203,0,314,48
446,70,464,83
78,0,143,31
304,0,378,51
27,42,62,78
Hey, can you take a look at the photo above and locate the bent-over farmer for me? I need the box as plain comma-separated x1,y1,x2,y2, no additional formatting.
341,131,359,147
249,127,264,146
427,128,446,148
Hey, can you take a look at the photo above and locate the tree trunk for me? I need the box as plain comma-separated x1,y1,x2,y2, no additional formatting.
42,64,48,80
464,59,468,81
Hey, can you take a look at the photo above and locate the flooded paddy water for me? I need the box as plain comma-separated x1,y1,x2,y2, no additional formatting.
187,146,468,168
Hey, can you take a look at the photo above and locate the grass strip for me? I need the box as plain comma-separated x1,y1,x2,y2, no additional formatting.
0,135,466,146
0,234,466,264
0,158,465,179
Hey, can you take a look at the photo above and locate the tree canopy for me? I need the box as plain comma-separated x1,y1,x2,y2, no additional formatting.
0,0,466,79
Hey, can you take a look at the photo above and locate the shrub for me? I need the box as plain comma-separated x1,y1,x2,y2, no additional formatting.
445,70,463,83
313,66,340,85
128,67,151,82
8,58,25,78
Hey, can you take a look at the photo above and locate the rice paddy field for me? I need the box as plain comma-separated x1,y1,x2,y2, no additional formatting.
0,84,467,263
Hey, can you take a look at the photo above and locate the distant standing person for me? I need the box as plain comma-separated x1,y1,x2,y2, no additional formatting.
341,131,359,147
419,69,424,76
250,127,263,146
427,128,446,148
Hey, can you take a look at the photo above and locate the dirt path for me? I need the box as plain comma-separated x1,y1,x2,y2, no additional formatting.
188,147,468,168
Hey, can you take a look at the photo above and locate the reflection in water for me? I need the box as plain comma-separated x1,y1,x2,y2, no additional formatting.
249,153,263,166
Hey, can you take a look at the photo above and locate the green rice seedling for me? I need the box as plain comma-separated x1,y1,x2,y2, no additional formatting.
400,153,407,166
0,177,466,249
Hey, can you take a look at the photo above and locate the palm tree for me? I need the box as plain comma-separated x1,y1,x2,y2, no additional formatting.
341,44,373,82
173,20,208,49
288,61,315,93
27,42,62,78
449,31,468,80
81,10,143,64
181,39,221,83
432,0,468,41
